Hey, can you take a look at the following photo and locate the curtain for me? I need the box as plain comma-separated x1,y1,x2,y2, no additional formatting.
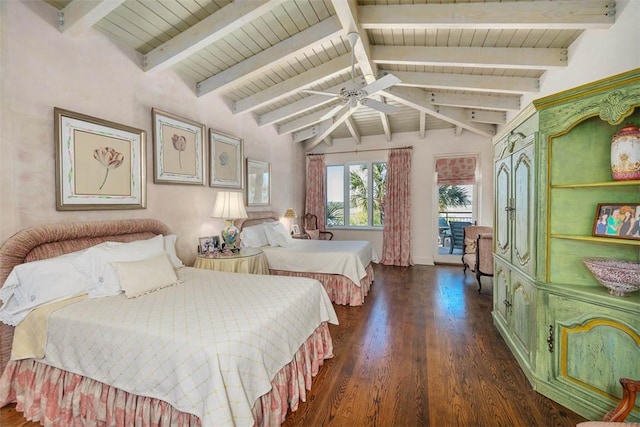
380,148,413,266
305,155,326,232
435,157,476,185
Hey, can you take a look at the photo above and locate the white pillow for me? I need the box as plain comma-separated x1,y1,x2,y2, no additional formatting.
0,250,90,326
73,235,165,298
240,224,269,248
264,221,294,247
163,235,184,268
111,252,180,298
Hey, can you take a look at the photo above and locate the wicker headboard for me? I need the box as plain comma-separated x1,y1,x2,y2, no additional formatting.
0,218,171,374
234,211,279,231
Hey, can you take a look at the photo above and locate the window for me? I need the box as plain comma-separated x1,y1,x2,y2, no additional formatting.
326,162,387,228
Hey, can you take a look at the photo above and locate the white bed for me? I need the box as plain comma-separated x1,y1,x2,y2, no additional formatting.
0,219,338,426
237,212,378,306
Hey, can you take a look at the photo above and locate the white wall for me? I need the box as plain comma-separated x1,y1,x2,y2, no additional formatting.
515,0,639,119
311,130,494,265
0,1,305,266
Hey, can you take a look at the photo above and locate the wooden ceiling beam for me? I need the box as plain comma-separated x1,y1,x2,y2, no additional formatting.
257,81,352,126
429,91,520,112
304,108,353,151
144,0,287,73
277,106,339,135
197,16,343,96
372,46,567,70
389,70,539,94
344,116,361,145
58,0,124,36
382,87,495,138
468,110,507,125
359,1,615,30
232,54,351,114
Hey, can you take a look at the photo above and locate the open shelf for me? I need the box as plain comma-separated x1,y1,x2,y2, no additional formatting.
551,180,640,189
551,234,640,246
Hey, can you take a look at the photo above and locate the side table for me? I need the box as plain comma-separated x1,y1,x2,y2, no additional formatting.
193,247,269,274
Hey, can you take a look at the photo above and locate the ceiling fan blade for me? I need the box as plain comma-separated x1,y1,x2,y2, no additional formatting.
300,89,338,97
320,104,347,120
361,73,401,95
360,98,398,115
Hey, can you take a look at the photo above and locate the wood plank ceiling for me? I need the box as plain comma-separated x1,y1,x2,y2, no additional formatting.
44,0,616,151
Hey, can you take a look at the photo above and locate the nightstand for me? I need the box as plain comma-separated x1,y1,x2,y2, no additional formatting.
193,247,269,274
292,234,310,239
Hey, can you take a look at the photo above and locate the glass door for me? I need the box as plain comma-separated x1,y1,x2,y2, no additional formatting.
433,156,478,264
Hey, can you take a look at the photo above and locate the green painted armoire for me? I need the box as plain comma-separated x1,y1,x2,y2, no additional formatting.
492,68,640,421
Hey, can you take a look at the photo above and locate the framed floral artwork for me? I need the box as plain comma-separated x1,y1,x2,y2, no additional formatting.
54,107,146,210
209,130,243,189
246,159,270,206
152,108,205,185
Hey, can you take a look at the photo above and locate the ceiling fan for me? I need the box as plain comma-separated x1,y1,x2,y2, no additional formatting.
301,32,401,120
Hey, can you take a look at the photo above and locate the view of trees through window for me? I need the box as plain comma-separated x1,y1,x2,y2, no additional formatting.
326,162,387,227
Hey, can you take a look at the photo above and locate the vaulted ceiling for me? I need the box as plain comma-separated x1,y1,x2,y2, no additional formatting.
44,0,616,150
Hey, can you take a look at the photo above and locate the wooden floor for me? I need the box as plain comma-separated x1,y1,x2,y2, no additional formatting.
1,264,587,426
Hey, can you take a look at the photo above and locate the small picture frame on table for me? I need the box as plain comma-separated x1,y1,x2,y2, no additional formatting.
292,224,300,235
592,203,640,240
198,236,219,255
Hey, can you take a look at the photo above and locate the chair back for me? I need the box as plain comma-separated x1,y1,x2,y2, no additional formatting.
303,213,319,231
449,221,472,253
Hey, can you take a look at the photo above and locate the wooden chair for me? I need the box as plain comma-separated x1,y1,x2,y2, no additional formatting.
303,213,334,240
577,378,640,426
448,221,472,254
461,226,493,293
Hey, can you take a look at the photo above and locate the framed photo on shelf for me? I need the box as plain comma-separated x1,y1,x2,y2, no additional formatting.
152,108,205,185
246,159,270,206
292,224,300,235
592,203,640,240
209,130,243,188
199,236,219,254
54,107,146,211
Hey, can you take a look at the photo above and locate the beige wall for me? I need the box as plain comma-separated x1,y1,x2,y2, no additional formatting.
0,1,305,266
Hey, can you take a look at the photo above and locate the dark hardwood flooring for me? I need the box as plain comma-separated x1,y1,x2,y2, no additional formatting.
1,264,587,426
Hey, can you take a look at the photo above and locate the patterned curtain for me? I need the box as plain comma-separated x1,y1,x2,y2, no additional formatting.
305,155,326,232
380,148,413,266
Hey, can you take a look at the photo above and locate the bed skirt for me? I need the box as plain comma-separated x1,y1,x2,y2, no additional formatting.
0,323,333,427
269,264,374,306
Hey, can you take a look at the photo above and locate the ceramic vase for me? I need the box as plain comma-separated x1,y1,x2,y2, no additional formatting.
610,124,640,181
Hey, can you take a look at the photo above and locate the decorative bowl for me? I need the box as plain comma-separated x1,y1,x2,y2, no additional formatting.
583,258,640,297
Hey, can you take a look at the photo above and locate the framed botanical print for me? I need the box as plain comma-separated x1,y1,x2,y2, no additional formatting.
209,130,243,188
152,108,205,185
54,107,146,210
246,159,270,206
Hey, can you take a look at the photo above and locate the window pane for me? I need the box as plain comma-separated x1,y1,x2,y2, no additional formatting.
326,165,344,226
372,162,387,226
349,164,369,226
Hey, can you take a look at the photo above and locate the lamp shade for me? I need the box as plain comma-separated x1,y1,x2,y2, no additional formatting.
283,208,297,218
211,191,248,220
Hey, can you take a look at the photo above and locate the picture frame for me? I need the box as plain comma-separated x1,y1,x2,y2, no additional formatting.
199,236,219,254
152,108,205,185
209,130,243,188
592,203,640,240
54,107,146,211
246,159,271,206
292,224,301,235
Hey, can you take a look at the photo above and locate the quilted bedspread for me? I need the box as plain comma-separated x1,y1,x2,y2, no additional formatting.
36,267,338,426
261,240,379,285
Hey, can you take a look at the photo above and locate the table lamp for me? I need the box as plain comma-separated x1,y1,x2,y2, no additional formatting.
284,208,297,234
211,191,248,250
